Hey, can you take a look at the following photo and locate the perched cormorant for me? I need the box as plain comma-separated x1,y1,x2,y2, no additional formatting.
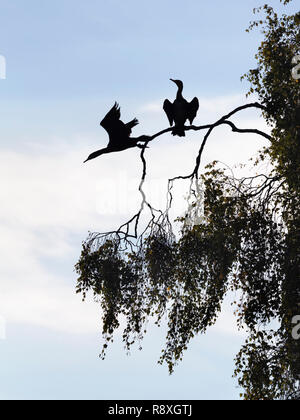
163,79,199,137
84,102,149,162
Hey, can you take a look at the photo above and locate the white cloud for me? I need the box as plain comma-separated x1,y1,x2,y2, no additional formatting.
139,102,162,114
0,94,270,337
139,93,256,121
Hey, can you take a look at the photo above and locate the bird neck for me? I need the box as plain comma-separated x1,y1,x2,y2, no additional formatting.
176,85,183,100
101,148,111,154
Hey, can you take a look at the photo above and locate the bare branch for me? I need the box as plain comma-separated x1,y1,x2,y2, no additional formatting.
139,102,269,145
87,102,271,253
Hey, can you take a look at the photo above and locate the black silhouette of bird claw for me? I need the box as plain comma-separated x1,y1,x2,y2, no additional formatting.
136,135,151,148
137,135,151,142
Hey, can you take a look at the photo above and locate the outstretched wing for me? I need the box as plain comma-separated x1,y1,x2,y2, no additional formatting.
188,97,199,124
163,99,174,126
100,102,121,135
100,102,133,147
125,118,139,136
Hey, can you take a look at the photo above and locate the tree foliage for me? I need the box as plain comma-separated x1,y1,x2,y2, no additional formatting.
76,1,300,399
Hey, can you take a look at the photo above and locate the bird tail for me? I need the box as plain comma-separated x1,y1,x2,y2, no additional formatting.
172,126,185,137
125,118,139,136
127,118,139,130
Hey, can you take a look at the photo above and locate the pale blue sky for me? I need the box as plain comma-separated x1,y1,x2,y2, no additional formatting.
0,0,284,142
0,0,297,400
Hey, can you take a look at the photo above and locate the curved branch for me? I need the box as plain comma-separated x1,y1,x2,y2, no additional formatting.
138,102,269,145
222,120,271,141
87,101,270,251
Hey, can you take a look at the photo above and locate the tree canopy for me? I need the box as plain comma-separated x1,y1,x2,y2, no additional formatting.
76,0,300,400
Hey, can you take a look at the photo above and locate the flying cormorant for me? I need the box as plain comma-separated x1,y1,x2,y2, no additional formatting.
163,79,199,137
84,102,149,162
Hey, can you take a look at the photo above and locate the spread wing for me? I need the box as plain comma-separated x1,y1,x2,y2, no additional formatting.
163,99,174,126
125,118,139,136
188,97,199,124
100,102,133,147
100,102,122,135
100,102,139,148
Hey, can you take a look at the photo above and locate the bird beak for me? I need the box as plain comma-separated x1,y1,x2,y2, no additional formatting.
170,78,175,82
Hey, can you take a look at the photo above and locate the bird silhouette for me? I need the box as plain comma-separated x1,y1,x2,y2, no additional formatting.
163,79,199,137
84,102,149,162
